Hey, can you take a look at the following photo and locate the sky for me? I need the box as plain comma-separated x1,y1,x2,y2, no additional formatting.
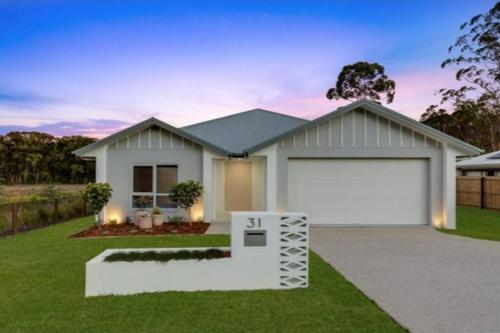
0,0,495,138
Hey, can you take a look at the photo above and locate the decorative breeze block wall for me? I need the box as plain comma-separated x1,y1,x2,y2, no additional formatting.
279,215,308,288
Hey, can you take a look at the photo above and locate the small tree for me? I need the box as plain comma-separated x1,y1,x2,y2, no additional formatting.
81,183,113,226
169,180,204,222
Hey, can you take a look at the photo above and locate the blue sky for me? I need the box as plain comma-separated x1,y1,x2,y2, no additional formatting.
0,0,494,137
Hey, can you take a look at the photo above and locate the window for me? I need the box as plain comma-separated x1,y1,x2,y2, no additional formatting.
133,166,153,192
132,165,177,209
156,166,177,208
487,170,495,177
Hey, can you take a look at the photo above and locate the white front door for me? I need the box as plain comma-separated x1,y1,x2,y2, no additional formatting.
225,161,252,211
287,159,428,225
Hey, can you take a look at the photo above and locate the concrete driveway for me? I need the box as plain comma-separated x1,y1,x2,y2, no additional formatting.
310,227,500,333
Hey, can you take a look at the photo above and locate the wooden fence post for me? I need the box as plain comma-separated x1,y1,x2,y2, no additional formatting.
480,177,485,209
53,199,59,224
11,203,17,235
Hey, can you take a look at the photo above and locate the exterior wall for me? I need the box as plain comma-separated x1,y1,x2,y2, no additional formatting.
213,159,226,221
442,145,458,229
275,107,452,228
104,127,203,223
250,144,278,211
251,158,266,211
85,212,308,296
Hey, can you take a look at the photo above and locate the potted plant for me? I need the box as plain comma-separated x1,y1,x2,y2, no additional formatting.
169,180,204,224
152,206,163,226
134,195,152,229
81,183,113,228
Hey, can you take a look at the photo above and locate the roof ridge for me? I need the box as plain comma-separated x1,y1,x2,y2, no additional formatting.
182,108,308,129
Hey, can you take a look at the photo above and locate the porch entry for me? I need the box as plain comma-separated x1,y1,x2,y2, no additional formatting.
214,159,265,222
225,161,252,211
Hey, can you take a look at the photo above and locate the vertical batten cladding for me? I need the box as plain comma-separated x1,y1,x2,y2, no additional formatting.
278,108,439,149
108,127,201,151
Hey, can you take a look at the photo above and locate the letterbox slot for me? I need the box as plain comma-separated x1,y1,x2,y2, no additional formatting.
244,230,267,247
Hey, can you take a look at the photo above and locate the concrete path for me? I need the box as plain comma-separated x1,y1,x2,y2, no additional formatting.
310,227,500,333
206,222,230,235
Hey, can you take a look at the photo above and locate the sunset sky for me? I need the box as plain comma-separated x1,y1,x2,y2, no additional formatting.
0,0,494,138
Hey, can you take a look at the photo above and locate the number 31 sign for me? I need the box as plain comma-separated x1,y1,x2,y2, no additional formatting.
246,217,262,229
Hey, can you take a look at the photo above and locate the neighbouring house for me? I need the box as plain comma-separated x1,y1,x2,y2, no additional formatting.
457,150,500,177
74,99,481,229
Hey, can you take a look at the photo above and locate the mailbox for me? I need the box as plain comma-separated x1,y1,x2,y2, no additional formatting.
244,230,267,247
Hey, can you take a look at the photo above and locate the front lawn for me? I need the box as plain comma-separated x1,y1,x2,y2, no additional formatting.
440,206,500,241
0,217,406,333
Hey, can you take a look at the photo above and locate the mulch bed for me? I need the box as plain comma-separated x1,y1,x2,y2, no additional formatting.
71,222,210,238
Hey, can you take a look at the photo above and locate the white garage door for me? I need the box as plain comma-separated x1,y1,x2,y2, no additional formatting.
287,159,428,225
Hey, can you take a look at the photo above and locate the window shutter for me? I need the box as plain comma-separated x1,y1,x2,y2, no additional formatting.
157,166,177,193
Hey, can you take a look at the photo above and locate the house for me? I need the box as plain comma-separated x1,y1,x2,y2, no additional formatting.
74,99,481,229
457,150,500,176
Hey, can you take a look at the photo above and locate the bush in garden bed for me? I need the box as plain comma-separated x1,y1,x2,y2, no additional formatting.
104,248,228,263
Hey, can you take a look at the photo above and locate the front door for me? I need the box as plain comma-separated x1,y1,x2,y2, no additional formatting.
225,161,252,211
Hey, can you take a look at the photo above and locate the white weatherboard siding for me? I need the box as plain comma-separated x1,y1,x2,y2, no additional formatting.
287,159,428,225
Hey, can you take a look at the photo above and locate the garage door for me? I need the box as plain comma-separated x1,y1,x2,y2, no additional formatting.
287,159,428,225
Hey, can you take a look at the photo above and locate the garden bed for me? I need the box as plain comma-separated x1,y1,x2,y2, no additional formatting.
71,222,210,238
104,248,230,262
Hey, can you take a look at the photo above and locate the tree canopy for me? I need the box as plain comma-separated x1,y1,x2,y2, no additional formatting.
422,2,500,152
326,61,396,104
0,132,95,185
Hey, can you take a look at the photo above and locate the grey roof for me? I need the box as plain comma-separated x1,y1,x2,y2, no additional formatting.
245,99,483,156
74,100,482,157
182,109,308,154
456,150,500,169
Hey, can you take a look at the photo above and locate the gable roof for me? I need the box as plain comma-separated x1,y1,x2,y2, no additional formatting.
245,99,483,155
182,109,308,154
456,150,500,169
74,100,482,157
73,117,229,156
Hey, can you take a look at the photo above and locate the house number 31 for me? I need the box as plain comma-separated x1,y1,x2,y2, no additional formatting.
246,217,262,228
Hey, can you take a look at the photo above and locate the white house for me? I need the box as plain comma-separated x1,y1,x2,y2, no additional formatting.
457,150,500,176
74,99,481,229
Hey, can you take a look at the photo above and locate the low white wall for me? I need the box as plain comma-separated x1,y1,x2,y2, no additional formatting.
86,212,308,297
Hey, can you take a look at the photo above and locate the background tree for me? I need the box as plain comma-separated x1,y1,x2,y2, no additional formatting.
423,2,500,152
0,131,95,185
326,61,396,104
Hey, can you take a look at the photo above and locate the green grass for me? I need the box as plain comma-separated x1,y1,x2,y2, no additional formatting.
0,217,406,333
439,206,500,241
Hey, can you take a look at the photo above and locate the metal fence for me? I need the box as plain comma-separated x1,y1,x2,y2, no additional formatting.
456,176,500,210
0,196,91,237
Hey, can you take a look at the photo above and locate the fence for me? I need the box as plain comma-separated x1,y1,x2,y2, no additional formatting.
456,176,500,210
0,196,91,237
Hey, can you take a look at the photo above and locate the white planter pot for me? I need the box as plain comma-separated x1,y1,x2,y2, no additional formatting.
136,212,152,229
134,210,148,226
152,214,163,226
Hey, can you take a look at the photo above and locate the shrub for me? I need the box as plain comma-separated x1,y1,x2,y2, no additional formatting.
152,206,162,215
167,215,185,223
81,183,113,226
169,180,203,221
104,248,228,263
